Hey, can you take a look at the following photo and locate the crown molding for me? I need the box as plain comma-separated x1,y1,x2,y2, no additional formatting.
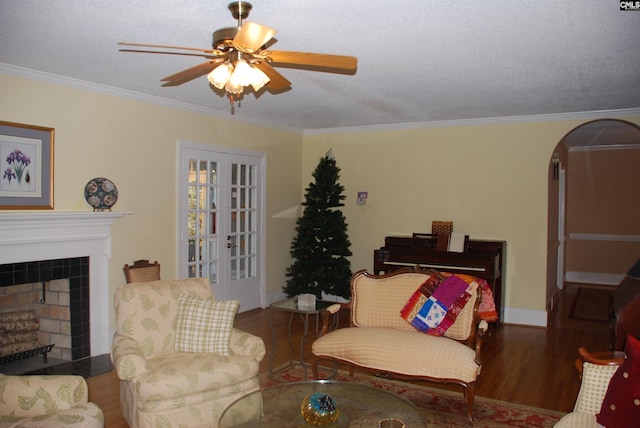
304,108,640,135
2,63,638,136
0,63,302,135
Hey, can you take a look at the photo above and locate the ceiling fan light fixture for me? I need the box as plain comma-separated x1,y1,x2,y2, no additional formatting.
224,79,244,95
229,59,254,86
249,66,270,91
209,59,270,94
231,59,270,91
208,63,233,89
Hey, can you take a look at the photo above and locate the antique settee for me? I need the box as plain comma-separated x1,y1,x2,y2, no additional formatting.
0,373,104,427
111,277,266,428
312,267,495,424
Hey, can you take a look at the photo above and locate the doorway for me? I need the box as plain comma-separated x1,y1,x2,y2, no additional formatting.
546,119,640,315
178,142,266,312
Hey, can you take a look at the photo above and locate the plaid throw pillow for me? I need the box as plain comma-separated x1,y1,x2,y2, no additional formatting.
174,294,239,355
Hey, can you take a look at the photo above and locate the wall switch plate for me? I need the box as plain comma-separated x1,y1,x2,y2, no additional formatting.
357,191,368,205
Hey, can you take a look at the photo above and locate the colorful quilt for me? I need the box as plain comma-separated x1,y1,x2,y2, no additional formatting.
400,270,497,336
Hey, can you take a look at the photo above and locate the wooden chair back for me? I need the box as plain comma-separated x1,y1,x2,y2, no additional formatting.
575,347,625,375
123,259,160,283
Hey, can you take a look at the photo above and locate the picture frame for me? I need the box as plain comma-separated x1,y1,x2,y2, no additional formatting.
0,120,54,209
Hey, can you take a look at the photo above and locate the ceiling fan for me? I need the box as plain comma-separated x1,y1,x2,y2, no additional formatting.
118,1,358,102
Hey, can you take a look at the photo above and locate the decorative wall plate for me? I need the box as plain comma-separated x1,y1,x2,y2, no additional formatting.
84,177,118,211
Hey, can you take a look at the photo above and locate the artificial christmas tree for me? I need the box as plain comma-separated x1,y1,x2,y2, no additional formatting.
283,150,352,300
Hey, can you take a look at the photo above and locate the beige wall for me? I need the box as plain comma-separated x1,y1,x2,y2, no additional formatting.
0,74,303,335
2,72,639,329
302,116,640,325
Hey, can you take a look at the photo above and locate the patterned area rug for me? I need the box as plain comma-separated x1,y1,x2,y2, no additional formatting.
569,287,613,322
261,365,565,428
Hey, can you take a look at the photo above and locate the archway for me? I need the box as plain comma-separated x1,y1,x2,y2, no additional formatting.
546,119,640,312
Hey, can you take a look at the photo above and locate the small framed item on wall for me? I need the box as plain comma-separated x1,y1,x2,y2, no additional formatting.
0,120,54,209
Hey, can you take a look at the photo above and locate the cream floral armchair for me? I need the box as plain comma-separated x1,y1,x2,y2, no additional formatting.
111,277,266,428
0,373,104,427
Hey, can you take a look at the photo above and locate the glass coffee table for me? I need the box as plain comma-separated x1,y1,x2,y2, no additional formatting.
219,380,426,427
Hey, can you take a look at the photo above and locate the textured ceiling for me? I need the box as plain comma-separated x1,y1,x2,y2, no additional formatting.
0,1,639,132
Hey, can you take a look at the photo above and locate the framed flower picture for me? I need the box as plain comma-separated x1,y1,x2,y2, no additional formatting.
0,121,54,209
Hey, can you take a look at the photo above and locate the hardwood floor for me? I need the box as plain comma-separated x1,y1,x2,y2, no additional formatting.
88,282,612,427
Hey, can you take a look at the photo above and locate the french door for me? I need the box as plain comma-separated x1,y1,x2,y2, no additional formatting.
178,143,265,311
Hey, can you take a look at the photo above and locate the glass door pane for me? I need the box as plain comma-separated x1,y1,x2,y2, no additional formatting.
187,159,219,285
227,161,257,281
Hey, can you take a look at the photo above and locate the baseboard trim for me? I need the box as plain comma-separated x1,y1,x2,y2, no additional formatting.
267,290,287,306
565,271,624,285
502,307,548,327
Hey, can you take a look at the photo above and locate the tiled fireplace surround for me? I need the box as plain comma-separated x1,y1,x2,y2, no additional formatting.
1,258,89,360
0,212,127,359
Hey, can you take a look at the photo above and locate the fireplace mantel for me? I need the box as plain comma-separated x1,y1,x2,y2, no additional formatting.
0,211,130,355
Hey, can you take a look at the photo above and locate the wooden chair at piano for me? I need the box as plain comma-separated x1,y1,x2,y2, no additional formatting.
123,259,160,283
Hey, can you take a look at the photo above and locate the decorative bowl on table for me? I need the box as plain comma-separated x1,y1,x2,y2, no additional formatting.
301,392,340,426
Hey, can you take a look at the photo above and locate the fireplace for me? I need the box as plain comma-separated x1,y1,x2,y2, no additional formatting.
0,257,89,362
0,212,128,357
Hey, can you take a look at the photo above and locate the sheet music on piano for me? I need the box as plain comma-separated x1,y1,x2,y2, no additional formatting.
448,232,466,253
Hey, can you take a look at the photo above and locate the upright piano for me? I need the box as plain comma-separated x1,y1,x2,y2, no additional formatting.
374,234,505,326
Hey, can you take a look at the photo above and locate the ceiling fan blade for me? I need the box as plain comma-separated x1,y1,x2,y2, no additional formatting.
118,42,215,54
119,48,223,60
160,61,222,87
253,62,291,90
268,51,357,74
233,22,276,52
